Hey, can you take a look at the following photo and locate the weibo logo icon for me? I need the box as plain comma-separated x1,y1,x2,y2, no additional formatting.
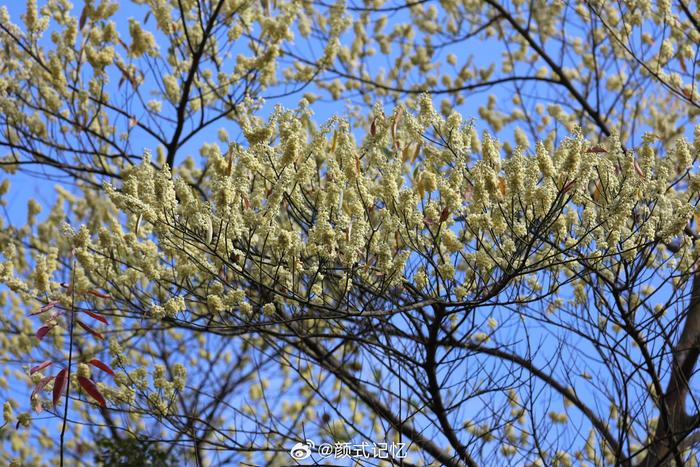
289,440,314,460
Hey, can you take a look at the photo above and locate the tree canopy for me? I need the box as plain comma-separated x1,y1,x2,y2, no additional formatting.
1,0,700,466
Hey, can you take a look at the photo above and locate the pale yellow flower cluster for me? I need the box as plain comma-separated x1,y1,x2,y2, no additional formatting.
26,98,680,332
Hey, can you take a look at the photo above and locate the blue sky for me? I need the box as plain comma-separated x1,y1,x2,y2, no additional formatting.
2,1,694,465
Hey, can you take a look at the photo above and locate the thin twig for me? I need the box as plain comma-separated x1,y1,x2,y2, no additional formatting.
59,251,77,467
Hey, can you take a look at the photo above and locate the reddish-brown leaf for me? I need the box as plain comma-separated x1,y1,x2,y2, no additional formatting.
82,309,109,325
562,179,577,194
370,117,377,136
30,360,53,375
633,159,645,178
76,320,104,340
78,376,106,407
498,177,507,196
392,107,403,141
593,182,603,202
330,130,338,153
86,289,112,300
53,368,68,408
88,359,115,377
412,143,422,163
33,380,50,412
401,143,412,163
30,300,59,316
79,6,87,29
439,207,450,223
31,375,53,400
36,325,53,340
586,146,607,154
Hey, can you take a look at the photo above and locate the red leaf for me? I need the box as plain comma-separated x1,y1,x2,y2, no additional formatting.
82,310,109,325
586,146,607,154
36,325,53,340
31,375,53,400
392,110,403,150
78,376,106,407
76,320,104,340
634,159,645,178
30,300,59,316
79,6,87,30
30,360,53,375
86,289,112,300
53,368,68,408
439,207,450,223
88,359,115,377
562,179,577,194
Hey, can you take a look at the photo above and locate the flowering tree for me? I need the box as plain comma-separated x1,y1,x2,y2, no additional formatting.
1,1,700,466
